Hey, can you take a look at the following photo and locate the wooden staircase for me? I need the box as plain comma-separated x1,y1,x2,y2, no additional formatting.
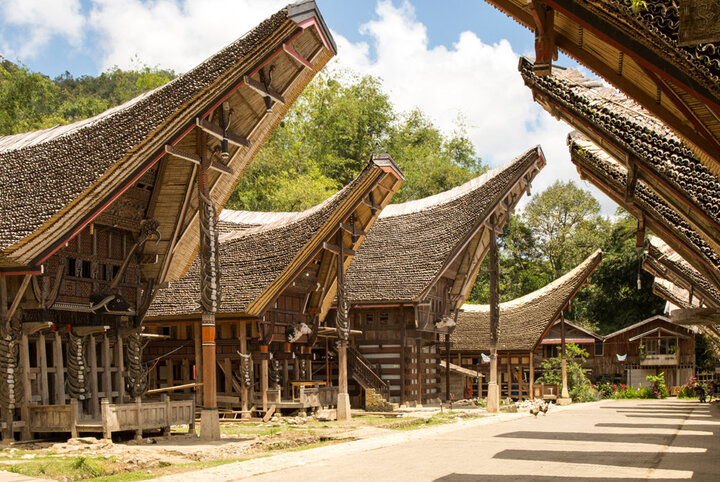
345,345,391,402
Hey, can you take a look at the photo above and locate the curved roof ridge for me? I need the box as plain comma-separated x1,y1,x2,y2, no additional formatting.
462,248,602,313
380,146,540,218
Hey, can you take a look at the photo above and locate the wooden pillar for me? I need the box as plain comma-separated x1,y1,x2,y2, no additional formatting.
239,322,249,418
518,362,524,401
38,333,49,405
0,275,12,442
223,358,232,395
193,323,203,403
335,229,351,420
102,334,112,403
166,359,174,389
181,359,190,393
416,340,423,405
260,346,269,412
529,351,535,400
114,335,125,403
560,311,571,402
445,334,450,402
487,221,500,413
19,334,31,440
506,355,512,399
88,334,99,417
54,332,66,405
400,324,407,405
197,129,220,439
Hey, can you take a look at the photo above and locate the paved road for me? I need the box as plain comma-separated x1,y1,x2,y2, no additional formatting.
168,398,720,481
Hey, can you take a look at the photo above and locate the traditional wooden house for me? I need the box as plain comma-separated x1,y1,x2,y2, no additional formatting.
449,250,601,400
0,0,336,441
144,156,403,416
340,146,546,406
485,0,720,174
601,315,696,388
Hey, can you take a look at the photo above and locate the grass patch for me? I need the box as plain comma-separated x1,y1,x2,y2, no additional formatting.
2,455,113,480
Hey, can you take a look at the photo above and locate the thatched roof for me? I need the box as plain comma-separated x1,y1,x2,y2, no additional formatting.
0,0,335,277
450,250,602,353
644,235,720,309
569,133,720,292
146,155,403,320
519,57,720,258
345,146,545,304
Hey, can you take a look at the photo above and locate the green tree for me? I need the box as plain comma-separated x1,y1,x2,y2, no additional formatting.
524,180,606,278
538,342,597,402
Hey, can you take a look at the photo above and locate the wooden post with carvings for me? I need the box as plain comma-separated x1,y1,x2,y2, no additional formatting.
197,129,221,440
335,229,351,420
559,311,571,404
487,217,500,413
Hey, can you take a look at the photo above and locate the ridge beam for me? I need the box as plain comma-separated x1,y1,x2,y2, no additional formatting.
196,118,250,148
243,75,285,104
165,145,233,176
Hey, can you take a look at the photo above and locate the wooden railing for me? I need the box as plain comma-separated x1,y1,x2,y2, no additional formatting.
27,396,195,439
346,345,391,401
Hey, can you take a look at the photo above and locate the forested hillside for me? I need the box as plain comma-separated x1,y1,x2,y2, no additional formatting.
0,60,664,333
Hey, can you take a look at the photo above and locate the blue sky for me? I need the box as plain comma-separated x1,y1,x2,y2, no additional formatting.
0,0,611,213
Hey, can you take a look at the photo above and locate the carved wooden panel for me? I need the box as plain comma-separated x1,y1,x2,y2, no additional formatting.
679,0,720,45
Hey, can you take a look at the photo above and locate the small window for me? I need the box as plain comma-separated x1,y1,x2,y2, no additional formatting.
365,314,374,327
594,341,603,356
81,260,92,279
379,313,389,324
67,258,77,277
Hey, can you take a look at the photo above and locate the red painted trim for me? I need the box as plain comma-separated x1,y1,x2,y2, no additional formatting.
283,42,313,69
298,17,331,51
0,269,43,276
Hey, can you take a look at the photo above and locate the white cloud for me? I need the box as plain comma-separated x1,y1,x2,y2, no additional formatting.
330,0,616,214
0,0,84,59
88,0,287,72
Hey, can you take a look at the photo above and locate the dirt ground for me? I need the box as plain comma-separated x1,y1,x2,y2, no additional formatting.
0,405,490,481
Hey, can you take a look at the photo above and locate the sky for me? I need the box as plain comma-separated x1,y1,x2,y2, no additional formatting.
0,0,616,214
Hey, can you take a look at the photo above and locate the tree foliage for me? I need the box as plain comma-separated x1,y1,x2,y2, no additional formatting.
228,70,487,210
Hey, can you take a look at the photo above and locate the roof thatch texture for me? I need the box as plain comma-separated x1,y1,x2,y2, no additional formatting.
0,1,335,270
450,249,602,353
519,57,720,240
345,146,543,304
147,155,400,319
569,133,720,289
644,235,720,309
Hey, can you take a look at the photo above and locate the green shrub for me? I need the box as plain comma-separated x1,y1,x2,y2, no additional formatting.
646,373,668,399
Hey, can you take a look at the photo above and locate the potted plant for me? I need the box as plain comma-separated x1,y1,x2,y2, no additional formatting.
638,343,647,358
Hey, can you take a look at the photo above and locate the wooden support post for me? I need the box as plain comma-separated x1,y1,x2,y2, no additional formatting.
416,339,423,406
19,334,31,440
335,229,351,421
101,398,112,440
239,322,249,419
283,360,289,397
193,323,203,404
88,334,99,417
400,326,406,406
38,333,49,405
260,354,269,412
134,396,143,440
445,334,451,402
166,359,174,389
223,358,232,394
487,221,500,413
54,332,66,405
0,275,12,443
70,398,79,438
114,335,125,403
102,335,112,402
559,311,571,403
181,359,190,393
518,364,524,401
506,356,512,399
529,351,535,400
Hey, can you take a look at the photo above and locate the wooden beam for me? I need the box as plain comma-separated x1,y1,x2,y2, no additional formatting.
243,75,285,104
322,242,356,257
283,42,313,69
529,0,556,75
361,197,382,211
6,274,31,322
195,117,250,148
670,308,720,325
54,332,66,405
339,222,367,238
165,145,233,176
625,157,637,204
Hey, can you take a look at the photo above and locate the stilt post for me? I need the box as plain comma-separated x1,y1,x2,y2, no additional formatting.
559,311,571,404
487,218,500,413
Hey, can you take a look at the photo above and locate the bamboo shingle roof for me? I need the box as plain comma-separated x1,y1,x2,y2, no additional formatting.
146,155,403,320
450,249,602,353
519,57,720,258
0,0,335,279
344,146,545,305
485,0,720,175
569,133,720,292
643,235,720,309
